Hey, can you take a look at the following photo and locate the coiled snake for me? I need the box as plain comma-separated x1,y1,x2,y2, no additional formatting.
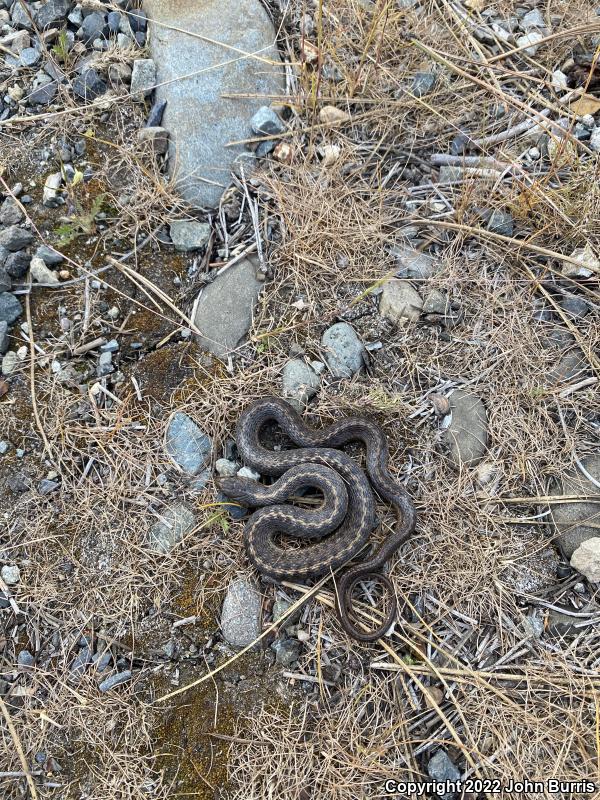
218,397,416,641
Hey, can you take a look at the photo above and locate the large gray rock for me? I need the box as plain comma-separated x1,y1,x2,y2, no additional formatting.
149,503,196,553
322,322,364,378
550,454,600,558
144,0,284,208
165,411,212,474
570,537,600,583
0,293,22,325
443,388,488,468
193,256,263,358
221,577,262,648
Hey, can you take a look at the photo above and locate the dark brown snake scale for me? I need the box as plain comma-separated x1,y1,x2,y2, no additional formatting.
218,397,416,641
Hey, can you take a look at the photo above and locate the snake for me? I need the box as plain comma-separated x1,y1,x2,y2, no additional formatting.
218,397,416,641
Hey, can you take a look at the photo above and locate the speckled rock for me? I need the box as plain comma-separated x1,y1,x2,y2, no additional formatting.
443,388,488,468
550,454,600,558
221,577,262,648
321,322,364,378
379,279,423,323
165,412,212,474
281,359,320,409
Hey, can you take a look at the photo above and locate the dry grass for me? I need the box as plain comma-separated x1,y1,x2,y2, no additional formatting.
1,0,600,797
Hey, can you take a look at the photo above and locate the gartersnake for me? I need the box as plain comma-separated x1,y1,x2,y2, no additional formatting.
218,397,416,641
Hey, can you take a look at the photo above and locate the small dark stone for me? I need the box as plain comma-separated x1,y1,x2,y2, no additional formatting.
38,479,59,495
216,491,247,520
271,638,301,666
486,208,514,237
134,31,146,46
36,0,70,28
0,293,23,324
98,670,132,692
559,293,589,319
450,131,471,155
17,650,35,668
80,12,108,44
72,70,107,101
107,11,122,32
0,268,11,293
36,245,63,265
0,197,24,226
28,82,58,106
0,225,33,252
0,321,8,354
146,98,167,127
127,9,147,32
427,749,461,799
412,71,437,97
250,106,285,136
4,251,30,278
0,592,10,609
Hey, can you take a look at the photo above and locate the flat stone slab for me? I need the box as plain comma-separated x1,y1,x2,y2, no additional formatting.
144,0,284,208
443,389,488,468
193,257,263,358
550,454,600,558
149,503,196,553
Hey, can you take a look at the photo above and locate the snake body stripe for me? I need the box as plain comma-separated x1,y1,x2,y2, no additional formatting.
219,397,416,641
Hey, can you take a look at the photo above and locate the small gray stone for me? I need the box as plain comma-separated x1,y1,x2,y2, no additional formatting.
444,388,488,468
189,468,212,493
379,279,423,323
570,538,600,583
550,455,600,558
29,81,58,106
38,479,59,495
1,351,18,376
131,58,156,99
107,11,122,32
422,289,450,315
0,197,24,225
4,251,30,279
73,69,107,101
486,209,514,237
149,503,196,553
193,256,263,359
250,105,285,136
165,412,212,474
81,12,108,44
0,225,33,251
427,750,460,799
17,650,35,668
0,321,8,354
322,322,364,378
215,458,238,477
35,245,63,265
221,577,262,648
169,219,211,251
97,351,113,377
521,8,546,30
391,243,438,279
0,269,10,293
516,31,544,55
98,670,132,692
100,339,119,353
282,359,320,409
590,127,600,153
137,126,169,154
30,256,59,285
0,293,22,325
42,172,62,207
1,564,20,585
559,293,589,318
0,441,9,454
271,638,301,666
412,71,436,97
19,47,40,67
36,0,70,28
70,645,93,677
